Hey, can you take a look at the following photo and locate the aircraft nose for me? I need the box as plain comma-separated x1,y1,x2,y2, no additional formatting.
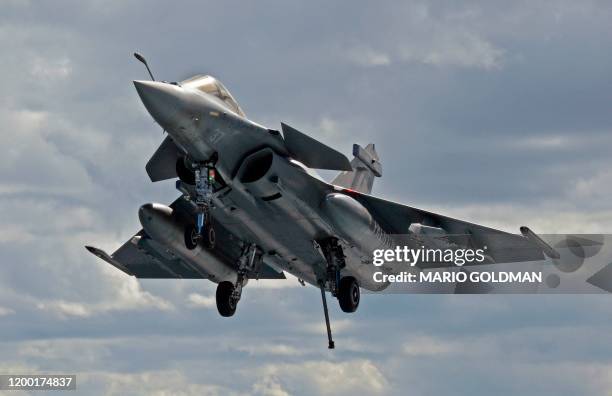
138,203,155,225
138,202,173,226
133,80,186,128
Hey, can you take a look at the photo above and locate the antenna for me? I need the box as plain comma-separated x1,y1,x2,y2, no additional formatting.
133,52,156,81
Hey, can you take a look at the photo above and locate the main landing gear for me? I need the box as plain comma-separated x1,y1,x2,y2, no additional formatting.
316,238,361,349
215,243,259,317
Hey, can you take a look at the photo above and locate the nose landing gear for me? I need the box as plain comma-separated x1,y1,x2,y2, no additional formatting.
179,159,218,250
194,164,214,234
184,223,215,250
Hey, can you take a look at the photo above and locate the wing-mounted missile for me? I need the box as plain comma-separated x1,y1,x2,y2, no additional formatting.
281,123,352,171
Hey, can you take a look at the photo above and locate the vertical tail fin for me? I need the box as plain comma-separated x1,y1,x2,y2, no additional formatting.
331,144,382,194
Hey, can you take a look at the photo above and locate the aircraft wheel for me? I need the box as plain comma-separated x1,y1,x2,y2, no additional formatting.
176,158,195,185
338,276,360,313
184,225,199,250
203,226,216,249
216,281,237,317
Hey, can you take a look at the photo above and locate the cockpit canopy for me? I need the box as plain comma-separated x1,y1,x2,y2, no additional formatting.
180,74,245,117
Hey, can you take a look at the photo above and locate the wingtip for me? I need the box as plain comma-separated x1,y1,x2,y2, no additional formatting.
85,245,106,258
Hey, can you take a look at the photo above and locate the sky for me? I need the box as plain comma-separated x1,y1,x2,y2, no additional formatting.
2,0,612,394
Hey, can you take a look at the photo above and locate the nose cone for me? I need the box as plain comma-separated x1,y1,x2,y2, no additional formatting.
138,203,173,227
321,193,372,230
133,80,186,128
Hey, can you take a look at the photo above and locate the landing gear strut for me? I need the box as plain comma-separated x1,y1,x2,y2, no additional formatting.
319,238,346,298
194,163,215,236
180,160,217,250
215,243,259,317
315,238,362,348
319,281,335,349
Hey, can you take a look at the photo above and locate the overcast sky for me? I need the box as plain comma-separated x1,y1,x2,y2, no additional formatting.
2,1,612,395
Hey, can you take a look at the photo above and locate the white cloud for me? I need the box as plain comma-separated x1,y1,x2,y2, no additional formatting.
345,47,391,67
234,343,304,357
303,318,353,336
254,360,388,396
0,306,15,316
341,4,505,70
402,335,460,357
36,277,173,318
403,30,505,70
513,135,573,150
0,224,34,243
29,56,72,79
80,370,234,396
0,109,94,196
186,293,215,308
415,201,612,234
570,170,612,205
17,338,112,364
251,376,290,396
248,272,301,289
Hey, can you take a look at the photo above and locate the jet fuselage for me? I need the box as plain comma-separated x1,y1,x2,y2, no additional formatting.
134,80,388,291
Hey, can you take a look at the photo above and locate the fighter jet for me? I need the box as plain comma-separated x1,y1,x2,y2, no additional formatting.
86,53,557,348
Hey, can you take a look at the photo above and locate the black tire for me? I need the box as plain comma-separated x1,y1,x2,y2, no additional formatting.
216,281,237,317
204,226,216,249
176,157,195,185
184,225,199,250
338,276,360,313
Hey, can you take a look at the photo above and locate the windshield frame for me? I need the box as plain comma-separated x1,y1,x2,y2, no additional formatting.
180,75,246,117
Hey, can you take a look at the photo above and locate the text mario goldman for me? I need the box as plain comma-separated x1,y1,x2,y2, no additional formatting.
374,270,542,284
371,247,542,284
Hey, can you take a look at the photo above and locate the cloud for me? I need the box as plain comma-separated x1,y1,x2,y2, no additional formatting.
0,108,94,197
248,272,302,289
345,47,392,67
340,4,505,70
29,56,72,79
35,276,173,318
398,29,504,69
81,370,233,396
234,343,304,357
402,335,460,357
302,319,354,336
2,1,612,395
255,360,388,396
251,376,290,396
569,170,612,206
186,293,215,309
0,306,15,316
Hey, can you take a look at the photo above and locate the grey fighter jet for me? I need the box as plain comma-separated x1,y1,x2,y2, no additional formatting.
86,54,556,348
